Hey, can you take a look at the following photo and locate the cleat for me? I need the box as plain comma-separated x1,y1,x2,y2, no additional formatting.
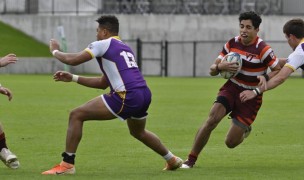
243,126,252,138
42,161,75,175
163,156,183,171
0,148,20,169
180,159,194,169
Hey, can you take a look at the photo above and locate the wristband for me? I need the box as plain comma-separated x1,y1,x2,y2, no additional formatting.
52,49,59,56
72,75,79,82
255,87,261,95
263,74,269,81
253,88,261,96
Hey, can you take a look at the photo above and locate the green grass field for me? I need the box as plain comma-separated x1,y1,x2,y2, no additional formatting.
0,21,51,57
0,75,303,180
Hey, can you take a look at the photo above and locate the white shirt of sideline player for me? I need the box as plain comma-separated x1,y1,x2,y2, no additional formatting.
261,39,304,91
240,38,304,103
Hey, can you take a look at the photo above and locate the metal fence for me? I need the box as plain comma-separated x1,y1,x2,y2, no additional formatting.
125,39,299,77
0,0,295,15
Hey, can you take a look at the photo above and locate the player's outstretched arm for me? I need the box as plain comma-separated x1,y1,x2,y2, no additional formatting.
0,86,13,101
53,71,109,89
0,54,18,67
50,39,92,66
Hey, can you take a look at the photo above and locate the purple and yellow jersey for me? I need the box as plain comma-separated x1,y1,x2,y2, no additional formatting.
285,40,304,71
85,36,147,92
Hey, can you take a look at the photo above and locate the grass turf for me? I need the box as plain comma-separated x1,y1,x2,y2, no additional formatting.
0,21,51,57
0,75,303,179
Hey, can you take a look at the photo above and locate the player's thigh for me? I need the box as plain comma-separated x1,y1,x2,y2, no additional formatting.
75,96,116,121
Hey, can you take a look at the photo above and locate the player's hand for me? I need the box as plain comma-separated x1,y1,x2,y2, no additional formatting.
257,76,267,91
49,39,60,53
0,54,18,67
0,86,13,101
219,61,239,73
239,90,256,103
53,71,73,82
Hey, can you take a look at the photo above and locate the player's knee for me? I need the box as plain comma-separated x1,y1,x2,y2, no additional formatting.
69,108,84,121
225,138,239,149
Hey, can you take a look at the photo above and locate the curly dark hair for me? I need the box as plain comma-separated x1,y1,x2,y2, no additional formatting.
96,15,119,34
239,11,262,29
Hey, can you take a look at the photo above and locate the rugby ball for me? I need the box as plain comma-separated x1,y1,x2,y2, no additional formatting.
220,52,242,79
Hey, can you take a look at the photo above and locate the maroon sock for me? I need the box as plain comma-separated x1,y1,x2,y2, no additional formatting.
188,153,198,162
0,133,8,151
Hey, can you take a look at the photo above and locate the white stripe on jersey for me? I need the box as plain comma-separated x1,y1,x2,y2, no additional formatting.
86,38,112,58
261,48,274,63
102,58,126,92
230,78,256,89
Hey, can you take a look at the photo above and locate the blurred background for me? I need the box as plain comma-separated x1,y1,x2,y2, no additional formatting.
0,0,303,77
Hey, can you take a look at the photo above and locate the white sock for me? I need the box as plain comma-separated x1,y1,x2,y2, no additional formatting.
163,151,174,161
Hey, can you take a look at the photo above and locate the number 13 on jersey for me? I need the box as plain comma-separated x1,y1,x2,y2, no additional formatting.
120,51,138,68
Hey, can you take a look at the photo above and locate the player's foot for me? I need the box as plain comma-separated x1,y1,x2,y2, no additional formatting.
163,156,183,170
42,161,75,175
0,148,20,169
180,159,195,169
243,126,252,138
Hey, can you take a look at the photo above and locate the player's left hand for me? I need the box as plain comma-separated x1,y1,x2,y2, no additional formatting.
0,86,13,101
53,71,73,82
239,90,256,103
49,39,60,53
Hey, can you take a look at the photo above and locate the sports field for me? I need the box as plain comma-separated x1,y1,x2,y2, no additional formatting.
0,75,303,180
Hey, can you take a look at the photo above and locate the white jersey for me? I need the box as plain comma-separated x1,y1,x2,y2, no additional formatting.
285,41,304,71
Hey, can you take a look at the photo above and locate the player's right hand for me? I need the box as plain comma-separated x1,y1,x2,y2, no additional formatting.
53,71,73,82
0,54,18,67
0,86,13,101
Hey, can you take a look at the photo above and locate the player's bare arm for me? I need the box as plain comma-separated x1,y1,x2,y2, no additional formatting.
209,59,221,76
50,39,92,65
240,65,291,103
54,71,109,89
257,62,282,90
0,86,13,101
262,66,293,91
77,75,109,89
0,54,18,67
210,57,240,76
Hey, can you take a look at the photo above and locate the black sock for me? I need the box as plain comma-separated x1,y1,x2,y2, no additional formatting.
0,133,8,151
61,152,76,164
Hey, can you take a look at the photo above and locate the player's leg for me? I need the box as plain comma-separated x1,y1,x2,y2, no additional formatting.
65,96,116,153
182,102,227,168
0,123,19,169
225,119,248,148
225,93,261,148
42,96,116,175
126,118,182,170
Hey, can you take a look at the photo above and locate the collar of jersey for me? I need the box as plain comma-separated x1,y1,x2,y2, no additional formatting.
112,36,121,40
